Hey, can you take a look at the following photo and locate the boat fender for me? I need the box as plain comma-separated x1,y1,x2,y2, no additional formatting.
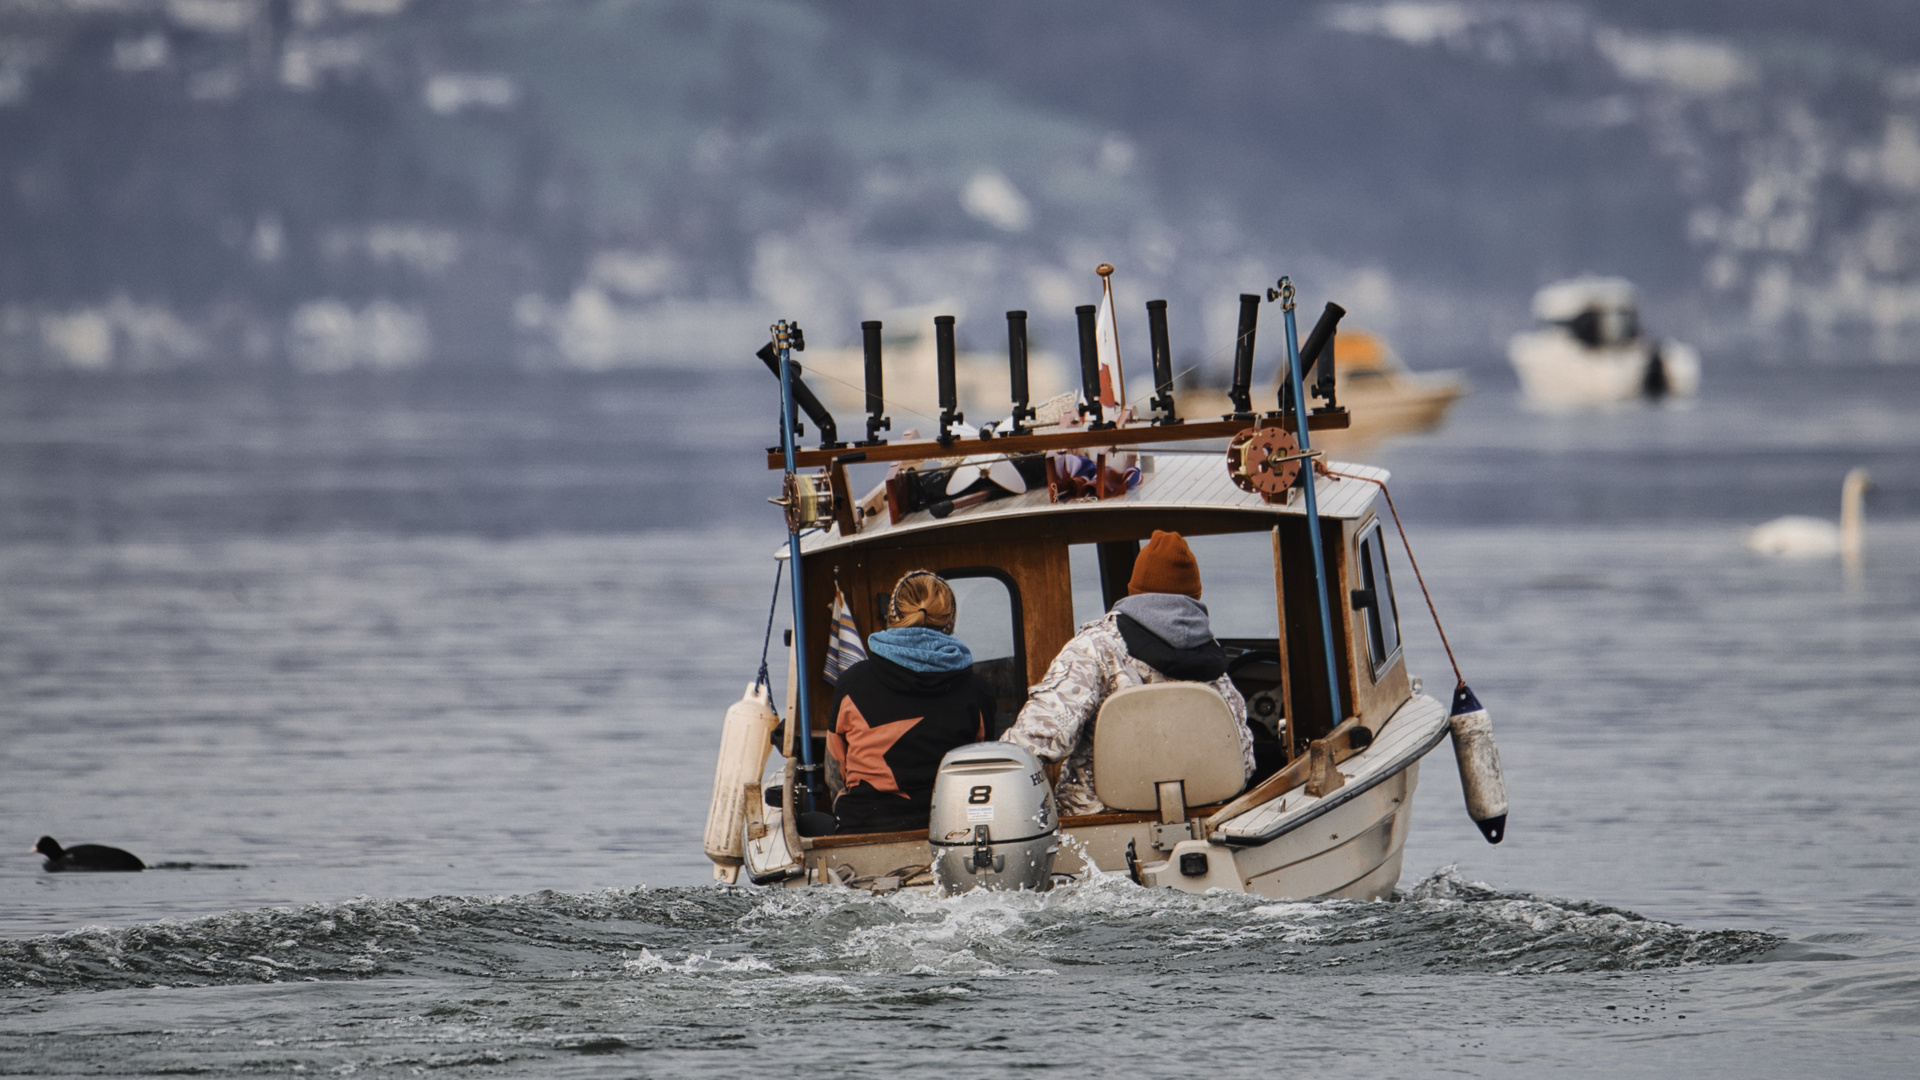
704,682,780,879
1448,683,1508,844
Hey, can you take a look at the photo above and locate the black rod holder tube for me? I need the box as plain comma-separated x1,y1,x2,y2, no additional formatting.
758,341,843,448
1006,310,1035,435
1075,304,1112,429
1227,293,1260,419
934,315,962,444
1297,301,1346,381
1293,301,1346,414
858,320,889,445
1146,299,1181,425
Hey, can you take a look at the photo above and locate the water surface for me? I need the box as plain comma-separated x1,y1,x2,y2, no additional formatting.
2,366,1917,1076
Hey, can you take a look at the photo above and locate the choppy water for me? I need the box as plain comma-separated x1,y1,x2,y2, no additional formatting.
3,365,1918,1076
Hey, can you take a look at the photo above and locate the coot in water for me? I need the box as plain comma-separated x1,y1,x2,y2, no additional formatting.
34,836,145,872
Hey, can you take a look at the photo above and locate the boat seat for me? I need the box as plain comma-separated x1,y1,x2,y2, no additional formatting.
1091,683,1245,817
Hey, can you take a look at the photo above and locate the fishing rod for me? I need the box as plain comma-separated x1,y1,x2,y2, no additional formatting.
1274,278,1346,733
771,320,824,817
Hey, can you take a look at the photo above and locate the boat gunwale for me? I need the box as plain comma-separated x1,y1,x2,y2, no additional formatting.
803,802,1239,851
1214,693,1449,847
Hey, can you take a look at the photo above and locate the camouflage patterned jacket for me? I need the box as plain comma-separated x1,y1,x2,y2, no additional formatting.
1005,614,1252,816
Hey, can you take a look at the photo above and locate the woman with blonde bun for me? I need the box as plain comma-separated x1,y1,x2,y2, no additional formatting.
826,570,995,833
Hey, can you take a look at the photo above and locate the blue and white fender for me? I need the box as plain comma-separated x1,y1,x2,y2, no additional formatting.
1449,684,1508,844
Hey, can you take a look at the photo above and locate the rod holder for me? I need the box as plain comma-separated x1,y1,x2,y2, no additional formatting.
758,339,843,449
1298,301,1346,412
934,314,963,444
1075,304,1113,430
1006,310,1035,436
1146,299,1181,425
857,320,889,446
1226,293,1259,420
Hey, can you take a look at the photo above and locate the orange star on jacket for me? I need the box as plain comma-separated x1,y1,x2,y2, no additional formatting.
830,702,926,795
825,656,996,805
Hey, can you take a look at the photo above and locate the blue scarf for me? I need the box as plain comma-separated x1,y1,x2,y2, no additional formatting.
867,627,974,673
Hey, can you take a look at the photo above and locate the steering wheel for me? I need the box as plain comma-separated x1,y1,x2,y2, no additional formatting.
1227,649,1283,677
1227,650,1287,738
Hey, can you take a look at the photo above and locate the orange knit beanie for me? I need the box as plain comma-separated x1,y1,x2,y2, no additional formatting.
1128,530,1202,599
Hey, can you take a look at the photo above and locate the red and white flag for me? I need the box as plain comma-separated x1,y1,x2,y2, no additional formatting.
1095,285,1124,409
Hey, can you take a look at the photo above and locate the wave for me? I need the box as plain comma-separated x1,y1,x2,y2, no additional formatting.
0,869,1781,994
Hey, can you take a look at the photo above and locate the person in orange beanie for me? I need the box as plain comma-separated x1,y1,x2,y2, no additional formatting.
1005,530,1251,815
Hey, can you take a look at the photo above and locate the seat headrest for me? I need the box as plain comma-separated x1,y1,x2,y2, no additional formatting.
1091,683,1244,811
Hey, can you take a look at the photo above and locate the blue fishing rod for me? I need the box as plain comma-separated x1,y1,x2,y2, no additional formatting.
1275,279,1346,731
771,320,823,816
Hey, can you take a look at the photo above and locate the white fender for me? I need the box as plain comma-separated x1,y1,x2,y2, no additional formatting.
704,682,779,880
1448,684,1508,844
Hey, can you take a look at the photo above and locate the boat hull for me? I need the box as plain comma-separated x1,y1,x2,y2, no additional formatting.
747,694,1449,900
1508,330,1700,408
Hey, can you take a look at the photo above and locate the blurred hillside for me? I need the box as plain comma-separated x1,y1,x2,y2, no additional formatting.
3,0,1920,375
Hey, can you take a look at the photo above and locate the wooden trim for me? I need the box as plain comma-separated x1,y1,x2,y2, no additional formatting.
1059,803,1229,828
800,801,1234,847
808,828,927,849
1270,525,1293,766
1202,717,1367,831
828,457,858,536
766,414,1350,471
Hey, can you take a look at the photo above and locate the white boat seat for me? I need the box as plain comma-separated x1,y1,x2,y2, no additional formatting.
1091,683,1245,813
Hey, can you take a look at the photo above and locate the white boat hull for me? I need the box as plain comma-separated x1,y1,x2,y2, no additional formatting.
1508,330,1699,408
743,693,1450,900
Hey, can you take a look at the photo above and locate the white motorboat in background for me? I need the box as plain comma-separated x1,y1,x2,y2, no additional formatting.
1508,277,1700,408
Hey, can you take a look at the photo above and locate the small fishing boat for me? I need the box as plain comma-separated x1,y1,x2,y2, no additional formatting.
706,271,1508,899
1508,277,1700,408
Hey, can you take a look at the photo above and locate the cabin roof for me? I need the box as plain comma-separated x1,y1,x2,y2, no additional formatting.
792,452,1390,556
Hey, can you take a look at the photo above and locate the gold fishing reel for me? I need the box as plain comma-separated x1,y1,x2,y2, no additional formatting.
770,471,836,532
1226,425,1304,504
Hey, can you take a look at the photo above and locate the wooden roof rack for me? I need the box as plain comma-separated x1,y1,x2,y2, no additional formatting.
764,412,1348,471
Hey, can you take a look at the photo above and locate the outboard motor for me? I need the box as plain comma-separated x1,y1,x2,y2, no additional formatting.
928,742,1058,894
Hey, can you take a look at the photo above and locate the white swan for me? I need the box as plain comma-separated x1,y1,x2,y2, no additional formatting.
1745,468,1872,560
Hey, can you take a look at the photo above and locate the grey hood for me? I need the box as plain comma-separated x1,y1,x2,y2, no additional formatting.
1109,593,1214,649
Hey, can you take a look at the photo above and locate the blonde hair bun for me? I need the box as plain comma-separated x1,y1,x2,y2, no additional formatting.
888,570,956,633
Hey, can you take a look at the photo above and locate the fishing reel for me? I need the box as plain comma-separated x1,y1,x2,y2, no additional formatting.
769,471,836,532
1226,425,1305,504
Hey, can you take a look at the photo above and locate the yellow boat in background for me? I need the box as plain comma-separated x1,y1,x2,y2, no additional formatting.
1183,329,1467,453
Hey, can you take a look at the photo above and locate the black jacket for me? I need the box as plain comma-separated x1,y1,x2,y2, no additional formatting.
828,654,994,833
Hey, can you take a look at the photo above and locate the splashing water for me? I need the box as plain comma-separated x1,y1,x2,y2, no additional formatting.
0,869,1778,996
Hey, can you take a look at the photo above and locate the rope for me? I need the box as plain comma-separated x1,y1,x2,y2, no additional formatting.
1325,467,1464,689
753,560,785,696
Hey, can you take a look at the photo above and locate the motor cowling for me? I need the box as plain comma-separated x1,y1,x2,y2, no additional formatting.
928,742,1058,894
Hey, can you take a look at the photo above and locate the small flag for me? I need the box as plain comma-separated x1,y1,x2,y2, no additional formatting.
822,585,868,685
1095,285,1123,408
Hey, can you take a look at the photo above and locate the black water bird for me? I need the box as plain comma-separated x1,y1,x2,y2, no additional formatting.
34,836,145,872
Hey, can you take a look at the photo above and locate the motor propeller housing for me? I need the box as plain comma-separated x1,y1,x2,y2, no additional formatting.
928,742,1058,894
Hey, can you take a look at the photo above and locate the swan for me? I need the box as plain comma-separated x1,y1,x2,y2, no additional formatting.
1745,468,1872,560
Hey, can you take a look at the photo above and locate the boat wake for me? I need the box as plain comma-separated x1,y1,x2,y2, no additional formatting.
0,868,1780,995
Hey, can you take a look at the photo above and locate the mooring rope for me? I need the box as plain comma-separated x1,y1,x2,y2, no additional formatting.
753,560,785,696
1324,466,1464,689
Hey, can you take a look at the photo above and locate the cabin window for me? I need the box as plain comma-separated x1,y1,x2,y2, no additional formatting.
1177,533,1283,636
1353,523,1402,678
941,568,1026,736
1068,541,1145,622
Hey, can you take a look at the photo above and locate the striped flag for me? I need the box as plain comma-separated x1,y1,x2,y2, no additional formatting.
822,585,868,685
